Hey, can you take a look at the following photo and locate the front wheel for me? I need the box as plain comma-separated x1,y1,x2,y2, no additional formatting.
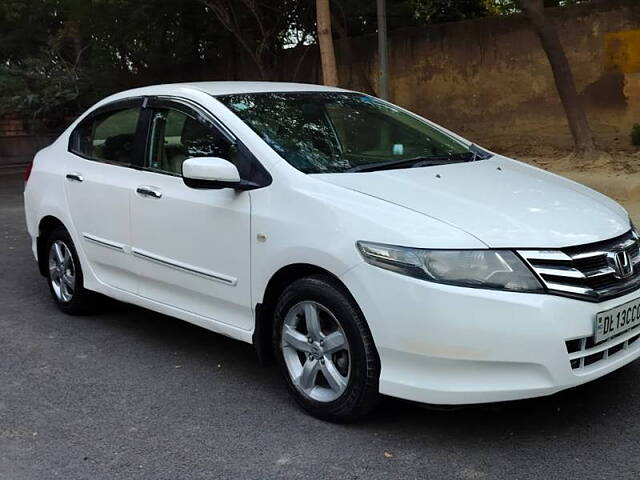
273,275,380,422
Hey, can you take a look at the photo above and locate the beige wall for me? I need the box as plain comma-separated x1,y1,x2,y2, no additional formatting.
335,0,640,152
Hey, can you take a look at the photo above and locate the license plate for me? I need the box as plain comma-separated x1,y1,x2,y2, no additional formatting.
595,296,640,343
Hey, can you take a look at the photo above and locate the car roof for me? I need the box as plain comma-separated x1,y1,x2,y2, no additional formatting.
183,81,350,95
99,81,353,106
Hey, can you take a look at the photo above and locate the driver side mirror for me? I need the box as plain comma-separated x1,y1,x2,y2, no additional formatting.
182,157,247,190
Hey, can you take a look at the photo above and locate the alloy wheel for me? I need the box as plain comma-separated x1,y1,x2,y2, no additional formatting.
48,240,76,303
281,301,351,402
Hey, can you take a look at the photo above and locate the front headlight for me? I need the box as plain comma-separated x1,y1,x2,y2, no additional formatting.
357,241,543,293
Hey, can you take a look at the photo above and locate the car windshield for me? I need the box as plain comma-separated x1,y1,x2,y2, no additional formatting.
216,92,489,174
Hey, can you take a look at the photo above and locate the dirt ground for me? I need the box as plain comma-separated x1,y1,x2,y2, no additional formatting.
512,150,640,225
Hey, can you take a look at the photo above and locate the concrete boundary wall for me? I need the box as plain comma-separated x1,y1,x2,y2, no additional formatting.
334,0,640,152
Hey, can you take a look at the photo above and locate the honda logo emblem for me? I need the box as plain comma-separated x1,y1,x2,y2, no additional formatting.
608,250,634,279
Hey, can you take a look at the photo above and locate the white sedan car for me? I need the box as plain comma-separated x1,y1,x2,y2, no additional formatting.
24,82,640,421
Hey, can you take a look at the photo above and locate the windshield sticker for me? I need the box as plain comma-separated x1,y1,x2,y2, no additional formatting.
231,102,251,111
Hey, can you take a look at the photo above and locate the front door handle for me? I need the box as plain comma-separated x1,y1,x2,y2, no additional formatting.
136,186,162,199
66,172,83,182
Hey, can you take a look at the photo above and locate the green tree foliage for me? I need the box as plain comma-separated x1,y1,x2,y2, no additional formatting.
198,0,315,79
413,0,497,23
1,1,85,128
485,0,589,15
330,0,496,37
0,0,237,128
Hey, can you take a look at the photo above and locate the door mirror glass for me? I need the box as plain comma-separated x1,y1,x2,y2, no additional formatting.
182,157,241,189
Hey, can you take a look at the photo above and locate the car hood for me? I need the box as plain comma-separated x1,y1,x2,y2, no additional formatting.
314,157,630,248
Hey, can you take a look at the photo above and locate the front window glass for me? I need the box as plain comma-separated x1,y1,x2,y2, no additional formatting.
217,92,484,174
147,108,233,175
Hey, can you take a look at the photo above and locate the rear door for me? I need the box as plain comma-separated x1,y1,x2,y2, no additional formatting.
64,99,145,293
129,97,253,330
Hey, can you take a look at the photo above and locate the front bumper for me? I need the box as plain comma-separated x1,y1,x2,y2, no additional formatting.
341,263,640,405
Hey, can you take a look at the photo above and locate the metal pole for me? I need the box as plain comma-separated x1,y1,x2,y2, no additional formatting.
377,0,389,100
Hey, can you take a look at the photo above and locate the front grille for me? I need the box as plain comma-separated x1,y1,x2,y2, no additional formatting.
518,230,640,302
565,326,640,371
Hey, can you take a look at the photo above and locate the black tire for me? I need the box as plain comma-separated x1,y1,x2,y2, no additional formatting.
45,226,94,315
273,275,380,422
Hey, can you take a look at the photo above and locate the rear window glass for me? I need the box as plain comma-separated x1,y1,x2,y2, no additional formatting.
70,108,140,165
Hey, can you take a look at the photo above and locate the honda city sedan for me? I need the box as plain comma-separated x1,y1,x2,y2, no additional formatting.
24,82,640,421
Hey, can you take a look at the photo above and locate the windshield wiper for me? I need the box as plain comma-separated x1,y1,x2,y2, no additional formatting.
345,144,494,173
346,153,474,173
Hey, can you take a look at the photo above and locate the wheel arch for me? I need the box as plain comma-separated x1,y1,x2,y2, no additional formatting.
253,263,362,365
36,215,68,276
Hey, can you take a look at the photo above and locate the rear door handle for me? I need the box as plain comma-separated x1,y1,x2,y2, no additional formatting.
136,186,162,199
66,172,83,182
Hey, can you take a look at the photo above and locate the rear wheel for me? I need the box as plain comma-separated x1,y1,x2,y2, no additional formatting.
273,275,380,422
45,227,94,314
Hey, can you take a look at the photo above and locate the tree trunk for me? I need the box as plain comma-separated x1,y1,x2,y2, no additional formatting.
316,0,339,86
517,0,597,157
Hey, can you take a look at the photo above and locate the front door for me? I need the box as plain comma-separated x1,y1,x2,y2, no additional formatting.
64,100,145,293
130,99,253,330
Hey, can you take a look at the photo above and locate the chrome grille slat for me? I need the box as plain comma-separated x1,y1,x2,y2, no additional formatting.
518,250,572,262
589,275,640,299
518,230,640,302
534,266,585,279
581,266,616,278
570,251,608,261
543,282,595,296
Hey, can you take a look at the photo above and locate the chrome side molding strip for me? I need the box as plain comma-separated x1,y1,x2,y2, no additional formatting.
131,248,237,286
81,235,237,286
82,233,126,252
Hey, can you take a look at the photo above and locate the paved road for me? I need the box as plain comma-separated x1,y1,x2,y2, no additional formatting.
1,172,639,479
